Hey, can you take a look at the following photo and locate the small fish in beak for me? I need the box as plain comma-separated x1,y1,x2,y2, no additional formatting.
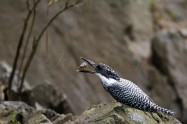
77,58,96,74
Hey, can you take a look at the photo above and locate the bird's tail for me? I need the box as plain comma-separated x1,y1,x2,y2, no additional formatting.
152,104,175,115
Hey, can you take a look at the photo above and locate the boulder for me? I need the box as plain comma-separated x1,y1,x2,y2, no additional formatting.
0,62,73,114
0,101,66,124
0,101,181,124
0,61,31,101
152,29,187,123
0,0,154,114
67,102,181,124
0,61,31,92
31,81,73,114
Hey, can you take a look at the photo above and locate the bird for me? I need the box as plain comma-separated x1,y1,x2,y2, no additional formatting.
77,57,175,115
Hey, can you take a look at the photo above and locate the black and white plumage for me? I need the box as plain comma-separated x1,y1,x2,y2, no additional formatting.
78,57,175,115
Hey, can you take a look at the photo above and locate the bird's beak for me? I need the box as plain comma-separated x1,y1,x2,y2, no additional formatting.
77,57,97,74
81,57,97,68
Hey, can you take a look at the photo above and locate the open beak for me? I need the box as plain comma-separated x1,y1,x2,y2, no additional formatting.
81,57,97,68
77,57,97,74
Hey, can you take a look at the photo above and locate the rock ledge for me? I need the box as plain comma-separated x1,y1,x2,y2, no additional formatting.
0,101,181,124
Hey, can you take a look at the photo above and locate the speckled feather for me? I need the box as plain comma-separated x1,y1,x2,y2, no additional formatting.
106,78,175,115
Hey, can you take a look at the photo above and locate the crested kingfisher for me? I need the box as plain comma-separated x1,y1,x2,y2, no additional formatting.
77,57,175,115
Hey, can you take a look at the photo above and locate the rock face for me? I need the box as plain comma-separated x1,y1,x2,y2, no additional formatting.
0,0,155,114
0,101,181,124
152,29,187,123
0,61,31,92
69,102,181,124
0,61,73,114
0,0,187,123
0,101,72,124
0,61,32,101
31,81,73,114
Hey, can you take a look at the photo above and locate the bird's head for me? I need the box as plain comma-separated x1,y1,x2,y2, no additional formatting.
78,57,120,81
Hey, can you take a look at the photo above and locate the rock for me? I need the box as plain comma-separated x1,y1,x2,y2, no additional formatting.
0,61,31,92
0,0,154,114
0,62,73,115
127,41,151,61
0,0,186,123
31,81,73,114
179,29,187,38
0,83,5,101
52,114,73,124
0,101,34,124
0,61,32,101
152,29,187,123
0,101,33,109
66,102,181,124
124,0,153,41
0,101,181,124
0,101,71,124
156,0,187,22
143,66,176,110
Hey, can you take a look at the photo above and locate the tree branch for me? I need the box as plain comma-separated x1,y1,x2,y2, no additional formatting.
7,0,32,95
17,0,37,88
18,1,75,93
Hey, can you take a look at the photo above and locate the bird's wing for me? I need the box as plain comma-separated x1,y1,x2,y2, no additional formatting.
107,79,175,115
107,80,152,110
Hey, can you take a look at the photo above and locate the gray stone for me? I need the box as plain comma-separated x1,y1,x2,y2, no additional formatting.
0,61,31,92
31,81,73,114
0,0,186,123
0,99,182,124
0,101,60,124
66,102,181,124
0,0,154,114
152,29,187,123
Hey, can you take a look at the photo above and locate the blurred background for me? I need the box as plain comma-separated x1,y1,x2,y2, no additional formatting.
0,0,187,123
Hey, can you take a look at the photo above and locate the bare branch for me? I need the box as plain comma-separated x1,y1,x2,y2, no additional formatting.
37,2,74,44
8,3,32,96
17,0,37,87
18,1,75,93
26,0,31,11
8,0,41,98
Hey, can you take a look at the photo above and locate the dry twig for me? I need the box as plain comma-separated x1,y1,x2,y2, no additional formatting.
8,0,32,95
18,1,77,94
17,0,38,87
